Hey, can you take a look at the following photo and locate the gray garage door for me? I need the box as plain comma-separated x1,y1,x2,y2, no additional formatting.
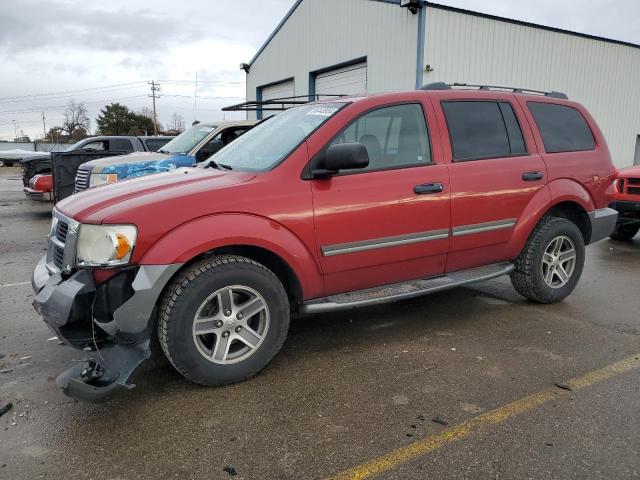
315,62,367,96
260,79,295,102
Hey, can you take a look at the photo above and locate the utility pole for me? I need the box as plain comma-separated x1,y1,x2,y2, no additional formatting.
12,120,17,140
193,71,198,124
42,112,46,140
149,80,161,136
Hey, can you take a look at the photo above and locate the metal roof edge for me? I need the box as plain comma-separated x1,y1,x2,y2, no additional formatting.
426,2,640,50
247,0,640,69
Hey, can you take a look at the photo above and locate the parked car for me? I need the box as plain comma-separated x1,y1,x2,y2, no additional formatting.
609,166,640,240
32,84,617,401
72,121,256,193
22,136,172,201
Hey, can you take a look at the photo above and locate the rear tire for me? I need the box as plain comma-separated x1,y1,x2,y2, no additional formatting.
158,255,290,386
510,216,585,304
610,223,639,241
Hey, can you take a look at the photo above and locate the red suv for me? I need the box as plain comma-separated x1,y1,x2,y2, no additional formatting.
32,83,618,401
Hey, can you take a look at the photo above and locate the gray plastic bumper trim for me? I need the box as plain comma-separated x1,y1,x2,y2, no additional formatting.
98,264,183,336
587,207,618,244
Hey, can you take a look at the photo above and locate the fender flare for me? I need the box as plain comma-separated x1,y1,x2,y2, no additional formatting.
139,213,324,299
506,180,595,257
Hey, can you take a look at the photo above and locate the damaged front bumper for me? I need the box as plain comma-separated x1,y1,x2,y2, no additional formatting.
32,256,181,402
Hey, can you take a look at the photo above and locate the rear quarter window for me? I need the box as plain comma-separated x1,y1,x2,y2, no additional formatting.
527,102,596,153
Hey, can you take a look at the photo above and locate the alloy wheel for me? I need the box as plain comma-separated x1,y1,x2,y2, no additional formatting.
192,285,270,364
541,235,576,289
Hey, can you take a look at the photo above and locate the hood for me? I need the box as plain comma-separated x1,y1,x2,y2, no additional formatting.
21,154,52,166
84,151,170,170
617,166,640,178
56,167,255,222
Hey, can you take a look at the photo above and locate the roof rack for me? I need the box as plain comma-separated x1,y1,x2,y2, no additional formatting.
222,94,349,112
420,82,568,99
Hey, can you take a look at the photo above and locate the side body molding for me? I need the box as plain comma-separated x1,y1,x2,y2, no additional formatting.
139,213,324,300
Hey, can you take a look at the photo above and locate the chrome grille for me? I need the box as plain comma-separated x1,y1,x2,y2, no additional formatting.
74,166,91,193
46,210,79,274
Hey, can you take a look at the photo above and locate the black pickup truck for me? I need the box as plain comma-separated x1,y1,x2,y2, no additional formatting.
21,136,171,201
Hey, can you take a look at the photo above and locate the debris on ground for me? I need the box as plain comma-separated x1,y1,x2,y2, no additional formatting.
223,466,238,476
432,416,448,426
0,353,5,359
553,382,573,391
417,414,426,421
20,356,31,361
545,442,554,447
0,402,13,417
0,369,12,374
47,337,58,342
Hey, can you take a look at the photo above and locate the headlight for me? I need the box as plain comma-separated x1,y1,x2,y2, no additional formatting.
76,224,137,267
89,173,118,187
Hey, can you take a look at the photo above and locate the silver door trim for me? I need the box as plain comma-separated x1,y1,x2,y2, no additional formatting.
452,218,517,237
321,229,449,257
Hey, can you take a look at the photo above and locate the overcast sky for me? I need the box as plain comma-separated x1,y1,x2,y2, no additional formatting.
0,0,638,140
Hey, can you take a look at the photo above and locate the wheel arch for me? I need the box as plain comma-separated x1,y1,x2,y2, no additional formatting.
139,213,324,303
546,201,592,244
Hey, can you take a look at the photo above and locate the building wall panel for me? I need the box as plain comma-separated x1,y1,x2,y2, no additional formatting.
246,0,419,119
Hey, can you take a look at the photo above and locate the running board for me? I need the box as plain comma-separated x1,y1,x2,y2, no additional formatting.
301,262,514,314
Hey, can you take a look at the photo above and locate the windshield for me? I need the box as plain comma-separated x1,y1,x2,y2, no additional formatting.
160,124,218,154
201,103,346,171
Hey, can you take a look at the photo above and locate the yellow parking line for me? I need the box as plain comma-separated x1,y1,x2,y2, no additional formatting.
329,353,640,480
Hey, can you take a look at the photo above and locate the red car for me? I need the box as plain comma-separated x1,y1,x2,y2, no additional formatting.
32,83,617,401
610,166,640,240
23,173,54,202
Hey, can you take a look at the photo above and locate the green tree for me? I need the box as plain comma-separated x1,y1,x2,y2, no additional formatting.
95,103,156,135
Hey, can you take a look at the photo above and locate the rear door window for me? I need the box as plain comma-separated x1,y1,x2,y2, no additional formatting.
527,102,595,153
110,139,135,153
442,101,527,161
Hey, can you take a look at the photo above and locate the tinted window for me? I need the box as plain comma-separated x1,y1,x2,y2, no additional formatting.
528,102,595,153
442,101,527,161
110,139,135,153
329,104,431,171
144,138,171,152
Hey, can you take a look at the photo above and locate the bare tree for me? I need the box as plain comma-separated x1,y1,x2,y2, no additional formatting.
62,100,90,136
139,106,153,119
170,112,185,133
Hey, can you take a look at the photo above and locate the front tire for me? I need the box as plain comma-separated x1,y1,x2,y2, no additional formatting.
158,255,290,386
510,216,585,304
610,223,639,241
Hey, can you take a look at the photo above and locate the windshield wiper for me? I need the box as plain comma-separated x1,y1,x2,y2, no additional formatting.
204,159,233,170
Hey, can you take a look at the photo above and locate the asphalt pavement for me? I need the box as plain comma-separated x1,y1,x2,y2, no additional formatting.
0,166,638,479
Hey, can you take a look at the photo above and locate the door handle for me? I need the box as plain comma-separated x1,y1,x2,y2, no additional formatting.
522,171,544,181
414,182,444,194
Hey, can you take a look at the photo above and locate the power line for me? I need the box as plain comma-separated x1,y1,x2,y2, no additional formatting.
0,81,148,102
0,84,149,104
0,95,149,115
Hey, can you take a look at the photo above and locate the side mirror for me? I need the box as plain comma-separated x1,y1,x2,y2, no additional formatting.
313,143,369,178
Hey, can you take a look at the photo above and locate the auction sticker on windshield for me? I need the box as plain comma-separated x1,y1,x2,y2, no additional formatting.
306,106,341,117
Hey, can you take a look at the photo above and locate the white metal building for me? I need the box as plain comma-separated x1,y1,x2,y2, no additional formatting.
242,0,640,168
